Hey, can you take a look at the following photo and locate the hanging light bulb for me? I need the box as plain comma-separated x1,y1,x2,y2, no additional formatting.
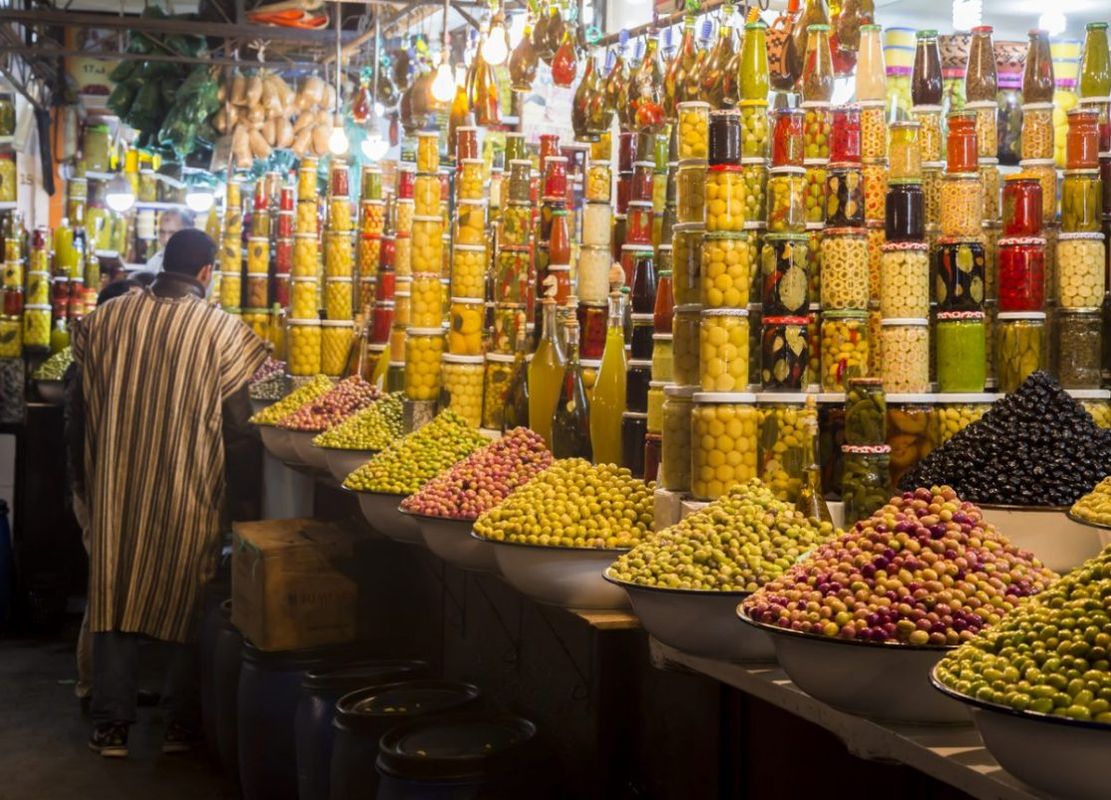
483,12,509,66
329,114,350,156
105,172,135,213
431,51,456,103
1038,10,1067,37
185,186,215,213
361,132,390,161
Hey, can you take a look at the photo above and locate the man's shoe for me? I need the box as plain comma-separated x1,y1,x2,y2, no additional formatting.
162,721,201,754
88,722,128,758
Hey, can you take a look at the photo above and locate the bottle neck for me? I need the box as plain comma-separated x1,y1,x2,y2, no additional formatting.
541,302,561,345
607,295,626,329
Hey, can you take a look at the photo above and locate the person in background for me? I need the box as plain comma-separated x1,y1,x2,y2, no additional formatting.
67,229,266,758
144,209,195,272
65,276,143,705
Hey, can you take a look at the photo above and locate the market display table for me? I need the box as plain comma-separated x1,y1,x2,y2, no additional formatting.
650,640,1044,800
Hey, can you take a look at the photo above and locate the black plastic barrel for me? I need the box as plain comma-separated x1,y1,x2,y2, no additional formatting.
198,593,229,759
374,714,538,800
238,643,371,800
212,599,242,777
295,660,429,800
330,681,481,800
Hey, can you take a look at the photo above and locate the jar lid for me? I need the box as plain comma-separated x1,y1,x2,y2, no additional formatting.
507,158,531,167
704,231,749,241
701,307,749,317
884,394,937,404
768,166,806,175
922,160,947,170
1058,231,1106,241
546,265,571,272
743,221,767,231
544,155,568,163
799,100,831,109
247,235,270,243
937,310,985,321
880,317,929,326
1018,158,1056,167
828,161,864,171
629,359,653,368
936,235,984,246
996,311,1046,320
997,236,1047,247
964,100,998,110
858,98,886,107
664,384,697,398
449,296,483,305
677,100,711,110
412,215,442,223
633,159,657,169
324,275,354,284
823,227,868,237
652,333,674,341
457,157,484,165
764,232,809,242
910,104,944,113
649,380,668,390
1077,96,1111,105
889,119,922,130
658,243,673,251
1067,388,1111,400
388,360,406,368
762,315,809,324
802,158,829,168
887,178,923,187
453,243,487,253
981,221,1001,231
621,243,654,252
622,412,649,421
756,392,814,404
321,319,354,328
677,158,709,168
693,391,757,403
627,200,654,210
631,313,654,322
934,392,1001,403
978,157,999,166
1055,306,1102,315
441,354,484,365
805,222,825,231
822,309,868,319
740,157,768,167
218,270,241,277
1020,102,1054,111
841,443,892,454
290,275,319,284
880,241,929,252
406,326,446,335
675,303,703,313
866,220,886,230
816,392,848,403
375,301,397,309
943,172,979,181
672,222,707,233
287,318,321,327
457,197,489,207
1003,172,1041,183
862,156,889,167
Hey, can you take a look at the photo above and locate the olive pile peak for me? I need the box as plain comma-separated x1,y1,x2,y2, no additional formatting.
609,479,838,592
279,376,380,432
249,358,288,400
473,459,655,550
32,347,73,380
742,487,1058,646
250,375,333,425
935,545,1111,723
1071,477,1111,528
313,392,405,451
401,428,553,521
343,410,488,495
897,371,1111,507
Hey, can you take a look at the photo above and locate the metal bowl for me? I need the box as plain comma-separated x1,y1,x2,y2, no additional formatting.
258,424,299,464
481,536,628,610
349,490,422,544
322,447,377,484
288,430,329,470
738,609,967,724
249,397,274,416
36,379,64,404
978,504,1105,574
604,573,772,662
404,512,498,573
931,673,1111,799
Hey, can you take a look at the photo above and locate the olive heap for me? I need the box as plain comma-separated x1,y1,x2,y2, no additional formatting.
741,487,1058,645
473,459,655,549
32,347,73,381
279,376,379,432
1071,477,1111,528
401,428,553,521
609,479,838,592
314,392,405,451
935,545,1111,723
250,375,332,425
248,357,287,401
343,410,488,495
897,371,1111,507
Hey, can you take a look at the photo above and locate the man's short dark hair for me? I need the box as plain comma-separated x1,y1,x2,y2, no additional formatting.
130,271,156,287
163,229,217,277
97,278,139,306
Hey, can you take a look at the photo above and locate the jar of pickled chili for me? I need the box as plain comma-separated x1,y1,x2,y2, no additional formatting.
946,110,978,173
631,161,655,202
935,237,987,311
542,156,568,200
830,105,862,163
996,237,1047,312
771,108,806,168
1002,174,1044,237
626,201,655,245
577,301,607,359
1078,97,1111,153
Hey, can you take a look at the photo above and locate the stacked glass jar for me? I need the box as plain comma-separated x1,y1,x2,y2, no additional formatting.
912,29,946,246
288,161,322,376
842,378,892,525
272,184,293,327
1051,104,1105,391
218,177,245,314
390,157,416,385
320,159,355,377
405,131,447,404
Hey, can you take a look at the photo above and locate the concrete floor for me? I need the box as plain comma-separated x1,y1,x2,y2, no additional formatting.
0,619,238,800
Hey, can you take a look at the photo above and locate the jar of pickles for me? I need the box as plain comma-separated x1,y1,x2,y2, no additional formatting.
935,310,987,393
440,354,484,427
760,316,809,390
319,320,353,376
879,242,929,318
921,162,944,227
700,308,749,392
1061,169,1101,232
802,160,827,225
766,167,805,232
651,333,674,383
911,106,944,162
416,132,439,173
1002,174,1044,237
760,233,809,316
1066,106,1101,169
820,310,869,391
288,319,322,376
841,444,891,525
21,304,49,349
454,200,487,245
824,164,865,227
739,102,769,159
660,386,695,491
935,237,987,310
820,228,869,310
886,396,935,486
705,166,746,232
446,297,484,356
690,392,759,500
862,159,889,222
1017,159,1058,225
884,121,920,181
1073,389,1111,430
678,102,710,160
995,311,1046,393
582,202,613,247
404,328,445,401
450,245,486,300
802,102,832,160
879,319,930,393
1057,232,1105,306
672,223,703,305
979,158,1001,221
481,353,515,430
758,394,817,501
700,232,749,308
938,174,982,237
1052,308,1102,389
676,161,708,224
673,303,701,385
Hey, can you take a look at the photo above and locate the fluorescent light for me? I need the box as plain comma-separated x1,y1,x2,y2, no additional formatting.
185,188,215,213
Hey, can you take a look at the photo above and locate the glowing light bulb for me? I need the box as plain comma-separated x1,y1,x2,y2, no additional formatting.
361,133,389,161
328,117,350,156
1039,10,1066,37
185,188,215,213
105,172,135,213
431,55,456,103
483,23,509,65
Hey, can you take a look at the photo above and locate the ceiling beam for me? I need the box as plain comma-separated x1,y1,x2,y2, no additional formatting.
0,44,324,68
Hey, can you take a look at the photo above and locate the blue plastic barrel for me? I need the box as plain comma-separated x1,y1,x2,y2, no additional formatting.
213,600,242,777
330,681,481,800
375,714,538,800
295,659,429,800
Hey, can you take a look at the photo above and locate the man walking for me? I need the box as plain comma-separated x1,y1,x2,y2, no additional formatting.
68,229,267,757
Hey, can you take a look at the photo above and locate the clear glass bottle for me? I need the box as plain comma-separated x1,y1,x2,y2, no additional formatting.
801,24,834,103
739,18,769,103
551,318,593,459
855,24,886,102
502,326,531,433
1079,22,1111,98
1022,29,1054,104
912,29,942,106
965,25,998,103
590,290,628,465
665,12,699,116
702,3,739,108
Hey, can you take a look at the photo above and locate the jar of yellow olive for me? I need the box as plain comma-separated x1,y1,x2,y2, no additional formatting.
690,392,759,501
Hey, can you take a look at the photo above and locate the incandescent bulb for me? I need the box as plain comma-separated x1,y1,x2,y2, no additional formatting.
1038,10,1066,37
361,133,389,161
185,188,215,213
431,57,456,103
483,24,509,65
328,119,350,156
373,101,384,117
105,172,135,213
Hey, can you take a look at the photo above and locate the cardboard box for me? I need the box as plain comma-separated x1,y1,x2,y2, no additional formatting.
232,518,365,652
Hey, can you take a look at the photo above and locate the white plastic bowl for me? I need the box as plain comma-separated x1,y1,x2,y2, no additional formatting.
409,513,497,573
978,504,1105,574
288,430,329,470
931,674,1111,799
606,574,773,662
351,490,422,544
482,537,629,610
258,425,299,464
323,447,377,484
738,610,967,724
